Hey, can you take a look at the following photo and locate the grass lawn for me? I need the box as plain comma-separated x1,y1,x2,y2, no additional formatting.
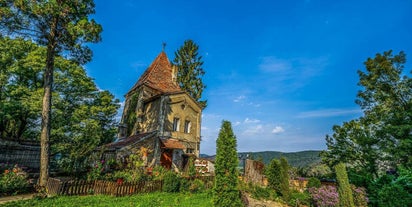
0,192,213,207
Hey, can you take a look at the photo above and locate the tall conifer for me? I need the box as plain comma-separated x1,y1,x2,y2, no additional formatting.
335,162,355,207
173,39,207,108
213,120,242,207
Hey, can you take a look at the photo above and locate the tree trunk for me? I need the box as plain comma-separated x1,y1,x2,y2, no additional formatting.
39,18,58,187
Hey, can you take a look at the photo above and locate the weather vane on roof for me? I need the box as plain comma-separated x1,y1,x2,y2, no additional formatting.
162,42,167,51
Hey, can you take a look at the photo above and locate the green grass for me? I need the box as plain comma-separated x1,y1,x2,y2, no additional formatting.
0,192,213,207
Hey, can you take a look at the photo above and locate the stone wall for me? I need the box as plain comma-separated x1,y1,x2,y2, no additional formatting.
244,159,267,186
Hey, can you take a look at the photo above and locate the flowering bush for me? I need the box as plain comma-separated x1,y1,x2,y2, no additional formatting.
149,166,166,181
351,185,368,207
308,185,339,207
0,165,30,195
86,160,104,181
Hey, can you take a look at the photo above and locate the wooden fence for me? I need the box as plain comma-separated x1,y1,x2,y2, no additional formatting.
47,178,163,196
47,176,215,197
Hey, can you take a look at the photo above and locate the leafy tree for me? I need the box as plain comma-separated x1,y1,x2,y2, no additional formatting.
305,163,333,179
213,120,242,207
1,0,102,186
335,163,355,207
323,119,380,177
0,37,43,140
357,51,412,169
173,39,207,108
322,50,412,176
0,37,119,175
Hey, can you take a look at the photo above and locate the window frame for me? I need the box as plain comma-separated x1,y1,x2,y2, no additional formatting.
173,117,180,131
184,120,191,133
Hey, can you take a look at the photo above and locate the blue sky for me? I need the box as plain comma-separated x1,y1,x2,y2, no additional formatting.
86,0,412,155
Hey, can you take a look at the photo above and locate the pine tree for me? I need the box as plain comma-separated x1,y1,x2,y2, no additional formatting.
335,163,355,207
213,120,243,207
173,39,207,108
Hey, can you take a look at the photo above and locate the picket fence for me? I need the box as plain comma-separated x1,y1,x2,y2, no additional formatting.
46,176,214,197
46,178,163,196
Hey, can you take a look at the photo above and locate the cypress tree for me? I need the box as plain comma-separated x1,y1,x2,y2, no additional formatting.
335,162,355,207
280,157,291,200
213,120,243,207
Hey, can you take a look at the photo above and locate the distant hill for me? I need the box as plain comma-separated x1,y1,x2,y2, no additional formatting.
200,150,322,168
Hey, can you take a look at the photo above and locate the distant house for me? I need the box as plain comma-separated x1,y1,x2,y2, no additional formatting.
102,51,202,172
194,158,215,175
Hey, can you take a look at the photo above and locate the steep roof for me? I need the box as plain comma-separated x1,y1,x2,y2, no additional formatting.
127,52,181,95
104,131,156,150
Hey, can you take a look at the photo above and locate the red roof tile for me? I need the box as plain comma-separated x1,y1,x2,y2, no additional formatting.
128,52,181,94
161,139,185,149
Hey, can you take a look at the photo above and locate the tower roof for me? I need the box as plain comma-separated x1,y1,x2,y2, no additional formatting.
127,51,181,95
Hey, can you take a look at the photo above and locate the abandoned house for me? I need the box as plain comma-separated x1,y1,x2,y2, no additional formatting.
102,51,202,172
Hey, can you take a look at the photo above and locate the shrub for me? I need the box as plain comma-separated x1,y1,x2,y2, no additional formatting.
377,182,412,207
152,165,168,181
180,178,190,192
251,185,272,200
189,179,205,193
163,171,181,193
288,190,311,207
308,185,339,207
351,185,368,207
86,161,104,181
307,177,322,188
0,165,30,196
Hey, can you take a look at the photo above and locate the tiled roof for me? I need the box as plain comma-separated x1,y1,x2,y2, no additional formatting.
161,138,185,149
128,52,181,94
105,132,156,149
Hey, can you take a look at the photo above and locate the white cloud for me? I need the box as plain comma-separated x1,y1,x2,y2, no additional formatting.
243,125,264,135
244,118,260,124
271,126,285,134
233,121,241,126
259,57,292,72
233,95,246,102
297,108,362,118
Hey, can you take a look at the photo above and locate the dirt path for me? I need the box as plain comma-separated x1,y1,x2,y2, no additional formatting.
0,194,35,205
244,193,289,207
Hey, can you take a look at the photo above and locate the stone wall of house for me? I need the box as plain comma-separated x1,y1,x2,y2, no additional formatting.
0,139,40,172
167,93,201,156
